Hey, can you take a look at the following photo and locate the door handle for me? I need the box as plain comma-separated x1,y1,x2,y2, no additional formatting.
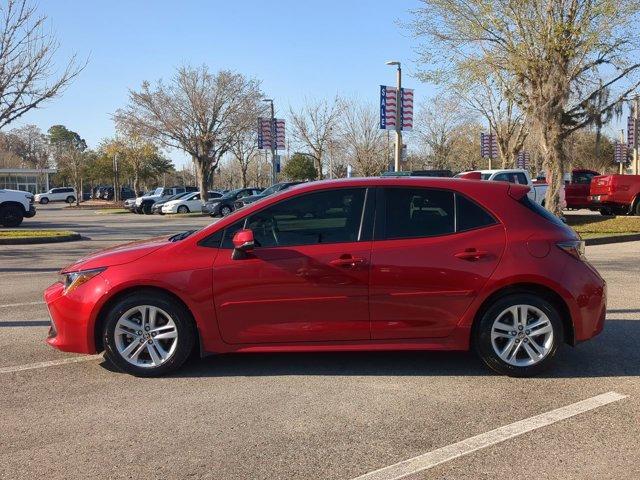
330,256,366,268
454,249,488,261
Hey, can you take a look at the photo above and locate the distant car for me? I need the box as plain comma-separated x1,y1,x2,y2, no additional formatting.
150,191,192,215
34,187,77,204
123,198,137,212
102,186,137,201
456,169,549,207
161,191,222,214
589,174,640,215
202,187,263,217
564,169,600,210
233,182,304,210
135,186,198,214
0,189,35,227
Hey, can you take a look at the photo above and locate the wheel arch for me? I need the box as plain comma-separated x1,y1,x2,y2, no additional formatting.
93,285,200,354
470,282,574,346
0,200,26,213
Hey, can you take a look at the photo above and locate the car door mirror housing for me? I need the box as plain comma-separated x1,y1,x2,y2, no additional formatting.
232,229,255,259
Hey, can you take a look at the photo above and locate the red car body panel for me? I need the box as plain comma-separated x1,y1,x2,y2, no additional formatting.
44,177,606,357
589,174,640,211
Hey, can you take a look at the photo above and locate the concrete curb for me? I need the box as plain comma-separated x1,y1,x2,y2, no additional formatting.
585,233,640,246
0,232,82,245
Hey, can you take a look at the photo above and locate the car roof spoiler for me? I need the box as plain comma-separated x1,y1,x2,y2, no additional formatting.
507,183,530,200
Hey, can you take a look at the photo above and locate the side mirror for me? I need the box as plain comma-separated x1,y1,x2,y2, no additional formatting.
232,229,255,259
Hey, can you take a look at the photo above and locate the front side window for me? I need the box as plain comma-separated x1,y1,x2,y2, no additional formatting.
383,188,455,239
515,173,528,185
244,188,366,248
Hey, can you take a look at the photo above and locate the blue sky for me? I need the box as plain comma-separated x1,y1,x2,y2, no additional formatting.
15,0,436,167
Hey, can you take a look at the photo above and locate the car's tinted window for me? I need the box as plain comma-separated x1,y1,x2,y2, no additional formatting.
456,194,497,232
51,188,61,193
244,188,366,248
573,172,595,184
383,188,454,239
515,173,528,185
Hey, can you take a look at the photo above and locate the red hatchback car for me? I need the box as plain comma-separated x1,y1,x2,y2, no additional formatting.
44,178,606,377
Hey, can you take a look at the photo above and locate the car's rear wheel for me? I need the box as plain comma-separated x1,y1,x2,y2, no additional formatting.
66,196,75,204
102,291,196,377
220,205,232,216
39,197,49,204
177,205,189,214
474,293,563,377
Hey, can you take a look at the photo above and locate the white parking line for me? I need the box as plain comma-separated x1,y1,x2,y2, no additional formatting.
351,391,627,480
0,355,103,374
0,301,45,308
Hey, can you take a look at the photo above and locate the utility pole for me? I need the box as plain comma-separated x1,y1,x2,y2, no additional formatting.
386,61,402,172
633,95,639,175
620,129,625,175
263,99,277,184
113,153,119,203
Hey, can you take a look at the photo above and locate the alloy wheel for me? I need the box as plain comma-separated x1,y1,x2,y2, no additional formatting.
113,305,178,368
490,304,554,367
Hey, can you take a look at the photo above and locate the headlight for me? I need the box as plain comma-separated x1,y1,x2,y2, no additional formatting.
61,268,106,293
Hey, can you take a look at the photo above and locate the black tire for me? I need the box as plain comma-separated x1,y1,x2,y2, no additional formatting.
66,196,75,204
143,203,152,215
0,205,24,227
632,198,640,216
220,205,232,216
102,290,196,377
474,293,563,377
177,205,189,214
39,197,49,205
599,208,613,216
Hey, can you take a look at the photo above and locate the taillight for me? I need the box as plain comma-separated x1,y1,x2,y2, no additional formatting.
557,240,585,260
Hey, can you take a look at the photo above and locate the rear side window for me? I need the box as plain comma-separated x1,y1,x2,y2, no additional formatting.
515,173,528,185
383,188,455,239
519,196,569,230
456,194,497,232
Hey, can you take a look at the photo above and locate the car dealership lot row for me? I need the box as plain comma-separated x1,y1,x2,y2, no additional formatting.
1,204,639,479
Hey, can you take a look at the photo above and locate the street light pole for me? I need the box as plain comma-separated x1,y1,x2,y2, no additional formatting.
633,95,639,175
263,99,277,184
386,61,402,172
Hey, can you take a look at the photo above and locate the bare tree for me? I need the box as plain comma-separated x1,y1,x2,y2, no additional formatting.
0,0,84,129
410,0,640,214
453,73,528,168
340,100,388,176
115,66,263,201
289,96,343,179
414,96,469,169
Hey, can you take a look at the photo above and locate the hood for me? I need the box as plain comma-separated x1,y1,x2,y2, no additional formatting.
61,236,170,273
4,188,32,197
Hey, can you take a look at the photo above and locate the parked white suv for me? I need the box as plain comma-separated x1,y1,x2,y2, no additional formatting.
0,189,36,227
35,187,77,204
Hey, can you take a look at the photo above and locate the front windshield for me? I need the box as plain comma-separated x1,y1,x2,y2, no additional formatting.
220,188,243,200
260,185,280,196
153,187,163,195
167,192,190,201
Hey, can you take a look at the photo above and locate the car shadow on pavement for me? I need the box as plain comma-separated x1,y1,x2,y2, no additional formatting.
159,318,640,379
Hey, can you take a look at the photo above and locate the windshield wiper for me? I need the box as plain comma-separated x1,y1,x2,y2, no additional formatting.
169,230,196,242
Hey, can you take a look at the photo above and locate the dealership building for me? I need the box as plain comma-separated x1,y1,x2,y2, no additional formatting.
0,168,56,194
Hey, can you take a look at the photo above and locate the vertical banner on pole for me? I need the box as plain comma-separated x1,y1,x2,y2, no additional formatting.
379,85,413,131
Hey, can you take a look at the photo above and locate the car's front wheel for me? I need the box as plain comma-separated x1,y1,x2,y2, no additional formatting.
102,291,196,376
220,205,232,216
177,205,189,214
474,293,563,377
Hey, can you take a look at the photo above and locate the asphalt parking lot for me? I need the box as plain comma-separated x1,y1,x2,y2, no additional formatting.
1,204,639,480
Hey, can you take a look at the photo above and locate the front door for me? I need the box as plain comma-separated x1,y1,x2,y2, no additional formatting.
370,187,506,339
213,187,373,344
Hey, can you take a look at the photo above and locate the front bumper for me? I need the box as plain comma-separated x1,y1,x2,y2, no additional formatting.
44,275,109,354
24,205,36,218
161,205,178,213
202,203,221,215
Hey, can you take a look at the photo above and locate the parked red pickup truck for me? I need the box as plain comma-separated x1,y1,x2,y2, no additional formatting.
565,169,600,209
589,174,640,215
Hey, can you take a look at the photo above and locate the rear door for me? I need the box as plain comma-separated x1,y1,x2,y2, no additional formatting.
212,187,374,344
370,187,506,339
